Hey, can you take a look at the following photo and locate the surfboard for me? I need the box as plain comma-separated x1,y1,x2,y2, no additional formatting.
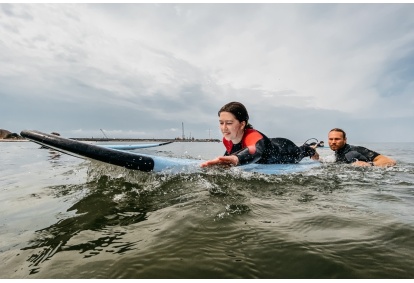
101,141,173,150
21,130,156,171
20,130,319,174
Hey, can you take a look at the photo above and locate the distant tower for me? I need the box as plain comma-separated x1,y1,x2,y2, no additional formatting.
100,129,108,139
182,122,185,139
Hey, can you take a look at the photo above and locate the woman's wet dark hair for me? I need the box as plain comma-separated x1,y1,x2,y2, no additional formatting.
218,101,253,129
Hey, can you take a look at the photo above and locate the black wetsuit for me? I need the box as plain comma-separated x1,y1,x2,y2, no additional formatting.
335,144,380,164
223,129,316,165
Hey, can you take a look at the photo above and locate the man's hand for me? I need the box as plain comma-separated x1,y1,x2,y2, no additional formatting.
352,160,372,167
311,150,319,160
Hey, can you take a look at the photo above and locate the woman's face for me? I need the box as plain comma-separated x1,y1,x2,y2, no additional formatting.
219,111,246,143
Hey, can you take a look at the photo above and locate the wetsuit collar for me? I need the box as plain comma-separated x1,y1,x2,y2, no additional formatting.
335,143,350,154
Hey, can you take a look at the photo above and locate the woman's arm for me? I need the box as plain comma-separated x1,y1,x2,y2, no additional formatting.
200,130,265,167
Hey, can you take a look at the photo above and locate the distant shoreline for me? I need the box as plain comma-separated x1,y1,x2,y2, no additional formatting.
1,138,220,143
71,138,221,143
0,139,28,142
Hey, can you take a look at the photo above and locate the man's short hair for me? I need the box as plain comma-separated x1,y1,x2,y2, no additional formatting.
329,128,347,139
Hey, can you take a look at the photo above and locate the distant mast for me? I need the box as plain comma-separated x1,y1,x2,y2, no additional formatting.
182,122,185,140
100,129,108,139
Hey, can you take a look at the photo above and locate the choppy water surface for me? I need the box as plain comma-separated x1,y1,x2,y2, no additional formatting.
1,141,413,278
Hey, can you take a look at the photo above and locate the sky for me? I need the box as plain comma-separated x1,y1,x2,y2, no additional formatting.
1,3,414,142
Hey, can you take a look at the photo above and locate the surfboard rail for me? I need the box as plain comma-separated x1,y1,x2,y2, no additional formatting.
20,130,155,171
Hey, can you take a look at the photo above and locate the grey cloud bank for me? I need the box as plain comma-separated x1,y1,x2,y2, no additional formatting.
1,3,413,142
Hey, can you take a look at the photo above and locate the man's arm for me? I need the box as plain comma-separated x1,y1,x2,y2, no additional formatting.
353,154,396,167
372,154,396,167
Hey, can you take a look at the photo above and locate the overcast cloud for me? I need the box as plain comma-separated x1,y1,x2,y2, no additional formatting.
1,3,413,142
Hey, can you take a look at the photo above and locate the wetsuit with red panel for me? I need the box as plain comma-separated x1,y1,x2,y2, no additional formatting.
223,128,316,165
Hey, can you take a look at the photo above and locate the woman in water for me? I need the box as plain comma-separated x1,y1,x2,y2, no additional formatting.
200,101,319,167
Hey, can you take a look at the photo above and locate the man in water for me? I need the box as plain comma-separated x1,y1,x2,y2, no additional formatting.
321,128,396,167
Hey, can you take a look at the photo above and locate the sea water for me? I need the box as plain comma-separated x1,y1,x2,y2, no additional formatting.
0,141,413,279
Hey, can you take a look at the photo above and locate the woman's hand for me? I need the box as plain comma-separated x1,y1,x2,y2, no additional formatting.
200,155,239,167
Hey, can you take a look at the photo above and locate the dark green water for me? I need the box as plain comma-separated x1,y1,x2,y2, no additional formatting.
1,141,413,278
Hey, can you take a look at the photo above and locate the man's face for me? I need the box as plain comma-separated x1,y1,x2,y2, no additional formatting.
328,131,347,151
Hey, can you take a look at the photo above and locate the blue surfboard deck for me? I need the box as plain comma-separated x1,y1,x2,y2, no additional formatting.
239,160,320,174
20,130,319,174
